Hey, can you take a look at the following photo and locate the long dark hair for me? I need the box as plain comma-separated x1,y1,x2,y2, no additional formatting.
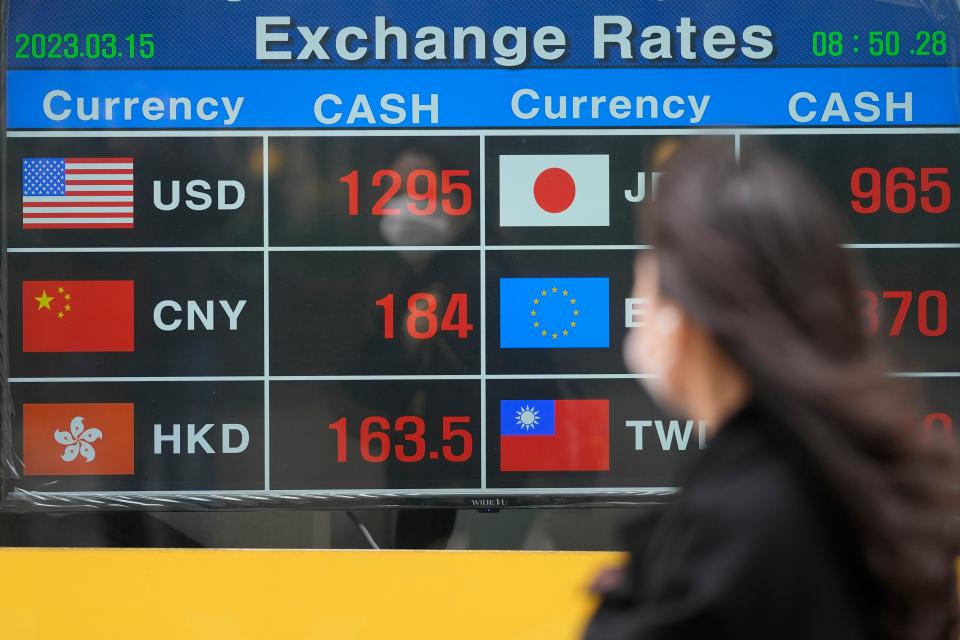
645,139,959,639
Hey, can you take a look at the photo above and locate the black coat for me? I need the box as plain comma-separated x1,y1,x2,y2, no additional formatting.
585,402,881,639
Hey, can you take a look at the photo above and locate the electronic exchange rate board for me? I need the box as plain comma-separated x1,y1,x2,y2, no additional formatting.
1,1,959,510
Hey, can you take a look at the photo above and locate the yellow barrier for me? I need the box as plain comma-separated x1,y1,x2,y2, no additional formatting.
0,548,623,639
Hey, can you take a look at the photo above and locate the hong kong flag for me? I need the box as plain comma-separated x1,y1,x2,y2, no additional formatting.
22,280,134,352
499,154,610,227
23,402,134,476
500,399,610,472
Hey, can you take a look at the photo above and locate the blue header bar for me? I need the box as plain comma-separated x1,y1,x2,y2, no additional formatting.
6,0,960,69
7,67,959,129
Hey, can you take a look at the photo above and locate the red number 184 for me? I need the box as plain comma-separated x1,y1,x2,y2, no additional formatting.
376,292,474,339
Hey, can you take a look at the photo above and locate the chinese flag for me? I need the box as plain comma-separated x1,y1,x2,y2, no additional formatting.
23,403,135,476
22,280,134,352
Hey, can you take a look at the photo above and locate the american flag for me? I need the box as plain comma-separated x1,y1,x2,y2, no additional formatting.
22,157,134,229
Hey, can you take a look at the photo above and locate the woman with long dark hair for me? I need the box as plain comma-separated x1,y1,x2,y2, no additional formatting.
585,140,959,639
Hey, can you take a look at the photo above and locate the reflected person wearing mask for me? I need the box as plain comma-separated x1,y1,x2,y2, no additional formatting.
585,141,959,639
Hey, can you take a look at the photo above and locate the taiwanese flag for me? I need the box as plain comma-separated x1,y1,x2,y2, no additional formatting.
22,280,134,352
500,399,610,472
23,403,135,476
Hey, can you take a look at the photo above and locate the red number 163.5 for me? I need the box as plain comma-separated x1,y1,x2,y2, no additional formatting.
328,415,473,463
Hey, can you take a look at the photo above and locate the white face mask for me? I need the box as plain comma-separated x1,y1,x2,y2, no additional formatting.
380,197,458,247
624,304,683,411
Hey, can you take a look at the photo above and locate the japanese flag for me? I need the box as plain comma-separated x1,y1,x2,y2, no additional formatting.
499,154,610,227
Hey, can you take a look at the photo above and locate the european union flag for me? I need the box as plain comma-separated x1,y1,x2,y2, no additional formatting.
499,277,609,349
